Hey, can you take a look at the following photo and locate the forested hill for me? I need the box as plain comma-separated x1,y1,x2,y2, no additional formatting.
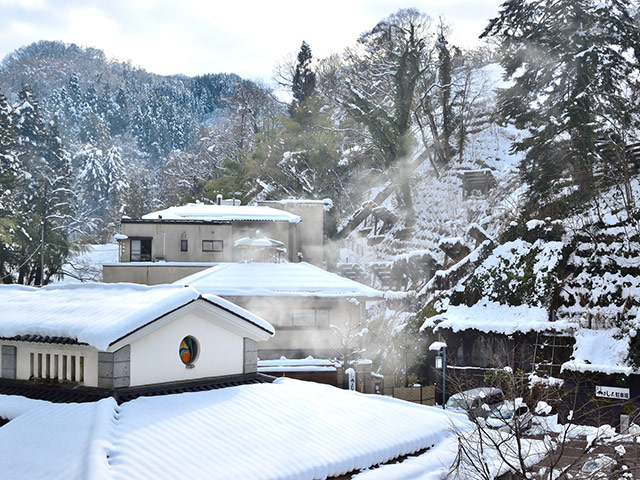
0,40,240,160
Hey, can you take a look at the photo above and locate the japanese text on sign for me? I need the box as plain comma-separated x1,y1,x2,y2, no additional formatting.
595,385,630,400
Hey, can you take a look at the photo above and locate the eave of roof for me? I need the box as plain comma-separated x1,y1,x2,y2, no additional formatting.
121,218,232,225
0,373,274,405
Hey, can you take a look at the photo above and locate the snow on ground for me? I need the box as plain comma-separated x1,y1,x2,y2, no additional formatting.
355,423,548,480
0,379,469,480
58,243,119,283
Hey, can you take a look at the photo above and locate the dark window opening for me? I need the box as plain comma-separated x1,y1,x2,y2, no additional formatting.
202,240,223,252
131,238,152,262
181,239,188,252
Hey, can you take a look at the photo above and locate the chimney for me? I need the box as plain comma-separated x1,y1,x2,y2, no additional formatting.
216,194,223,205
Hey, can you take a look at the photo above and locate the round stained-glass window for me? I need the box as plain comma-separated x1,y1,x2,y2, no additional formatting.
179,336,198,366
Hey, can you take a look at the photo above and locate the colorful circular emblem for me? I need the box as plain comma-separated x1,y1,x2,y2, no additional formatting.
179,336,198,365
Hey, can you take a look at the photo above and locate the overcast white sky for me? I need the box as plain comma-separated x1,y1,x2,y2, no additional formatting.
0,0,503,83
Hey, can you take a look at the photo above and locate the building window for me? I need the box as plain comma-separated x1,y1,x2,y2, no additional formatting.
179,336,199,367
180,239,188,252
202,240,223,252
29,351,84,383
131,238,152,261
291,308,331,328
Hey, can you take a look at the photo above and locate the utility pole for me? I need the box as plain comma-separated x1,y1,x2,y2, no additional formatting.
39,182,48,287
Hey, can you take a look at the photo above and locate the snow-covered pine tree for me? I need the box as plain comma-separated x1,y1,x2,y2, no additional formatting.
103,145,128,205
9,87,74,284
291,41,316,105
482,0,640,217
0,90,19,281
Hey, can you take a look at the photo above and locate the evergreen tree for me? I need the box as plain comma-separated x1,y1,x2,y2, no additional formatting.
436,24,453,162
482,0,640,216
291,41,316,105
10,88,74,284
0,90,18,281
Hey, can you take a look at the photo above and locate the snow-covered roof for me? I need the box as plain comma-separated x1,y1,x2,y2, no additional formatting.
0,378,466,479
421,301,577,335
261,198,330,205
176,262,383,298
562,328,632,375
140,203,301,223
258,356,340,373
0,283,273,350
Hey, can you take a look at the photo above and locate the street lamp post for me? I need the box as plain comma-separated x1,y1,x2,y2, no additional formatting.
429,341,447,409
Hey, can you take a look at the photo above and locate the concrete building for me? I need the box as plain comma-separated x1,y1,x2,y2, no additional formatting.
104,200,327,284
257,199,328,265
0,283,273,393
175,262,383,360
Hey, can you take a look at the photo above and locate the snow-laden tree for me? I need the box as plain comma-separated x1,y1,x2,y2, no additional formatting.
289,41,317,120
482,0,640,217
74,143,128,236
7,88,75,284
338,8,437,217
0,90,19,280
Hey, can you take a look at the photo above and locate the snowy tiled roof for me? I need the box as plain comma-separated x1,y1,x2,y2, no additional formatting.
0,378,466,479
176,262,383,298
140,203,301,223
0,283,273,350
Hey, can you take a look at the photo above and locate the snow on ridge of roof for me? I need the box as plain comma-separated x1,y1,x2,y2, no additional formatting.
140,203,301,223
0,379,468,480
201,293,274,335
421,301,577,335
0,283,201,350
0,283,274,349
176,262,383,298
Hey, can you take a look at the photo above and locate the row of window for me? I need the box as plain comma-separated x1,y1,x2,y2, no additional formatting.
130,238,223,261
30,352,85,383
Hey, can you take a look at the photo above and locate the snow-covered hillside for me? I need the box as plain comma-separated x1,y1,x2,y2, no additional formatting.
340,64,523,280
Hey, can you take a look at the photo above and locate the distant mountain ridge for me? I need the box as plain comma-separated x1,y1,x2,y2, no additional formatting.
0,40,241,159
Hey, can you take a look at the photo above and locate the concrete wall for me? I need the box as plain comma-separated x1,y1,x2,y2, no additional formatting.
0,341,99,386
98,345,130,388
121,223,234,263
1,346,16,379
103,264,212,285
243,338,257,374
229,296,363,360
120,220,298,264
259,201,324,265
128,310,244,386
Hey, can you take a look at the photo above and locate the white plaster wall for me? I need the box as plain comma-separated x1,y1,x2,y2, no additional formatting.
1,341,99,386
128,311,244,386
